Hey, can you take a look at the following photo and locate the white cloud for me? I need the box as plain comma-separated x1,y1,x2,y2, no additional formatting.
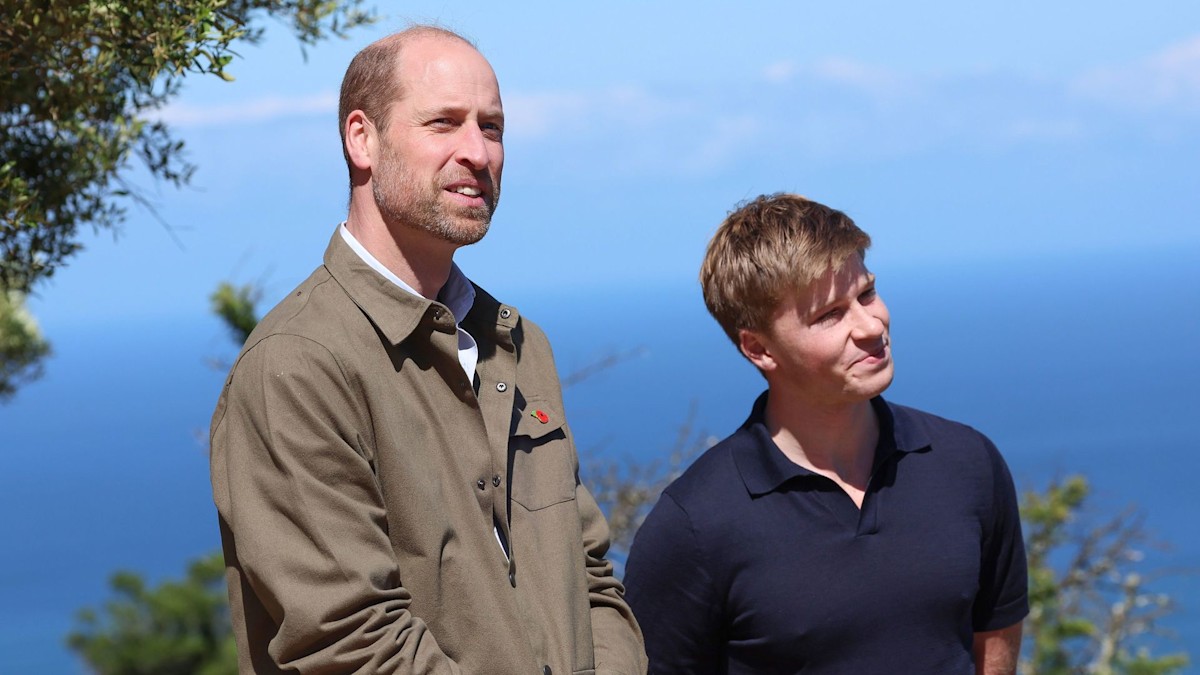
1072,35,1200,112
999,118,1086,142
503,91,590,138
155,92,338,127
505,84,743,176
504,85,682,140
808,57,912,98
685,114,763,172
158,37,1199,178
762,60,797,83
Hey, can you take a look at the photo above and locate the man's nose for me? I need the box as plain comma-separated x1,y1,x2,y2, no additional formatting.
454,123,490,170
849,303,886,340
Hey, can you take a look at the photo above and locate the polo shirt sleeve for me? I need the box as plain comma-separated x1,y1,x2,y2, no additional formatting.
624,491,724,675
972,438,1030,632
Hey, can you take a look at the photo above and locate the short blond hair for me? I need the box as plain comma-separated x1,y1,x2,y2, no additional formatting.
700,193,871,347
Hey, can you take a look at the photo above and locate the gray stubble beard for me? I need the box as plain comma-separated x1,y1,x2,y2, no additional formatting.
372,147,499,247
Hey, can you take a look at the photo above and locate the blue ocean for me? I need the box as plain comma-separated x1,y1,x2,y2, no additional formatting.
2,246,1197,672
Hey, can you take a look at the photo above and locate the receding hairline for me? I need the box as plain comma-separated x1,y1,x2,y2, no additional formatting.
337,23,487,160
371,23,479,50
366,24,482,80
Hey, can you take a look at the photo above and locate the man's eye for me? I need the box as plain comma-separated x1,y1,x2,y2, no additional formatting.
859,287,877,303
817,309,843,324
482,123,504,141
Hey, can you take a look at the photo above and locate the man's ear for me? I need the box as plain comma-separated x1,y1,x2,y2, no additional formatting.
738,328,776,372
344,110,376,172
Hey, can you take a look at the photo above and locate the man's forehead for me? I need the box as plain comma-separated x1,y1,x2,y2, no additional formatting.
395,36,497,87
795,257,873,308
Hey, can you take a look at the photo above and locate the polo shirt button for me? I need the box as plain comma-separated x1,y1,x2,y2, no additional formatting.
496,382,507,392
492,474,501,487
500,308,511,319
476,478,486,490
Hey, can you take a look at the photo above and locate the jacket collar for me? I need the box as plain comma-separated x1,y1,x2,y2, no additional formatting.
323,229,520,348
733,391,933,497
323,229,451,345
465,283,519,350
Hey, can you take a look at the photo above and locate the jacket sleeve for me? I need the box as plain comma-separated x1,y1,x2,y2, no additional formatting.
211,334,463,673
623,492,724,675
576,475,649,674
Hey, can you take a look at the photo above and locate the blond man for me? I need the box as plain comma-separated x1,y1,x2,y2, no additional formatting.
625,193,1026,674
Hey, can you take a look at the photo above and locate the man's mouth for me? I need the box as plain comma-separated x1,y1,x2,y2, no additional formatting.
451,185,482,197
856,342,889,364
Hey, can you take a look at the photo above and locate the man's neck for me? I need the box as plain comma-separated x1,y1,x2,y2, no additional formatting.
345,209,456,300
764,391,879,490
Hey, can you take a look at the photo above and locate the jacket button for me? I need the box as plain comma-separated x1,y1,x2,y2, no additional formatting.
476,478,486,490
500,308,511,319
495,382,507,392
492,474,501,487
543,666,552,675
508,570,516,587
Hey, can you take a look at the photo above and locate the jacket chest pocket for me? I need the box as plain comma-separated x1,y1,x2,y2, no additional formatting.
509,397,578,511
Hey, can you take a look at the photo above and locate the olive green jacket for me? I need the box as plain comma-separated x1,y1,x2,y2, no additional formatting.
210,232,646,674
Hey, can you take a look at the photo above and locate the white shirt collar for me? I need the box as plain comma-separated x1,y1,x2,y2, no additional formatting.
338,223,476,324
338,223,479,380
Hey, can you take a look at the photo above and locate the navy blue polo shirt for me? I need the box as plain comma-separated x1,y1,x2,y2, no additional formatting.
624,393,1028,674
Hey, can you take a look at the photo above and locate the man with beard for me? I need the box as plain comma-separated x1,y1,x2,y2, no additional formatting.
210,26,646,674
624,194,1027,674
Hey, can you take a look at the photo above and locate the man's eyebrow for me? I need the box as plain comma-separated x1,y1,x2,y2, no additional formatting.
415,104,504,119
414,103,466,118
810,273,875,316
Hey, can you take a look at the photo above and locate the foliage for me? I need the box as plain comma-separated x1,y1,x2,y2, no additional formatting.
67,551,237,675
0,289,51,401
1020,476,1189,675
0,0,374,293
582,401,711,560
210,281,262,346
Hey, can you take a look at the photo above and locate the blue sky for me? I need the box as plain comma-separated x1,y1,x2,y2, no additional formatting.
25,0,1200,331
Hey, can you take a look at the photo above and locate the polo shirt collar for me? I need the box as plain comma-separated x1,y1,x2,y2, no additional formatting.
734,391,932,497
885,399,934,457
